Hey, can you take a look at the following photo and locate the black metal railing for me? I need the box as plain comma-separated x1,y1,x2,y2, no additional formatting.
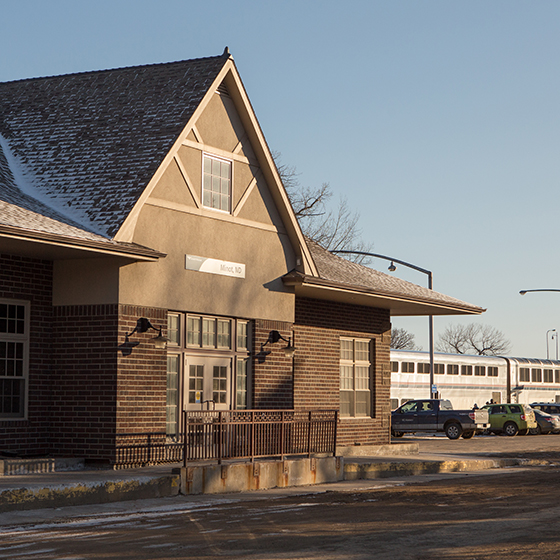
115,432,184,467
114,409,338,467
182,409,338,466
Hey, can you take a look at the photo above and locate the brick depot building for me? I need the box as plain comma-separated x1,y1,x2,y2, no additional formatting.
0,50,484,464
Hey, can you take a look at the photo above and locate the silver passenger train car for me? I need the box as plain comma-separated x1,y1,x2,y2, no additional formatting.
390,350,560,410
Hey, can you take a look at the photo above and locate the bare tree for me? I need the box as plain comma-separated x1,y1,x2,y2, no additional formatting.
391,328,421,350
436,324,511,356
274,153,373,263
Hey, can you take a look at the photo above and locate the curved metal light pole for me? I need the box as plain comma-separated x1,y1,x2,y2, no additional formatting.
547,329,556,360
332,250,435,399
520,290,560,360
519,289,560,295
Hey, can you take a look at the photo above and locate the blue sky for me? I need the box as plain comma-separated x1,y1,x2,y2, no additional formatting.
2,0,560,358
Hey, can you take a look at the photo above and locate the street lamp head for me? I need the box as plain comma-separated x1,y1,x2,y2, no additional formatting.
388,261,397,272
519,291,527,295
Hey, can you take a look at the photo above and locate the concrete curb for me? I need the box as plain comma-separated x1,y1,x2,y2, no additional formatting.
0,474,180,512
344,457,551,480
0,455,552,512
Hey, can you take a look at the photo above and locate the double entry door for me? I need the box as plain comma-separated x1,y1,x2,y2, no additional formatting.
186,356,231,411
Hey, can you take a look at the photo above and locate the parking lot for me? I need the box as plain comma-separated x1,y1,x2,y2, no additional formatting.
400,431,560,461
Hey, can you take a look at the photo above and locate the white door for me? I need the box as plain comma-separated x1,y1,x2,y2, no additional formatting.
185,356,231,411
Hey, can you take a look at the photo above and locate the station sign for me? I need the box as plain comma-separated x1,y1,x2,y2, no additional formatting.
185,255,246,279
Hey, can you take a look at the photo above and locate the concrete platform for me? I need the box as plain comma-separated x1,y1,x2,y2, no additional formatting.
0,438,554,513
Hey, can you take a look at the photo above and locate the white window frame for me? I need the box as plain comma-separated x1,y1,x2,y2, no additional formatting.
0,299,30,420
167,313,252,418
166,354,180,439
340,337,372,418
202,153,232,213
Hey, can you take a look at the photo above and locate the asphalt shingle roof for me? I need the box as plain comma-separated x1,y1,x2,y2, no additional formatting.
0,54,228,239
305,238,485,312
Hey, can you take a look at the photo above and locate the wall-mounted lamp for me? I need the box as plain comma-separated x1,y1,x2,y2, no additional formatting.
261,330,296,358
126,317,169,349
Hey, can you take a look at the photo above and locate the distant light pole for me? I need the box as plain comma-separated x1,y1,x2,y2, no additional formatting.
333,250,435,399
520,290,560,360
519,289,560,296
546,329,556,360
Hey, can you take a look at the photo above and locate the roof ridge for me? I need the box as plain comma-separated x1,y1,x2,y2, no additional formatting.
0,52,228,86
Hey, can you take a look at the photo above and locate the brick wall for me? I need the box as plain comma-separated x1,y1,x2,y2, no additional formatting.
50,304,120,462
0,253,53,456
117,306,167,433
48,304,168,463
294,297,392,446
252,319,294,409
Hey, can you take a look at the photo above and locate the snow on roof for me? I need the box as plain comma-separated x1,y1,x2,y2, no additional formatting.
0,54,228,239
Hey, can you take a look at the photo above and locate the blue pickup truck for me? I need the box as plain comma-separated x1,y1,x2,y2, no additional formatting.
391,399,490,440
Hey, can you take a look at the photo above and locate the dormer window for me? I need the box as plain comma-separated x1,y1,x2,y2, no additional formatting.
203,154,231,212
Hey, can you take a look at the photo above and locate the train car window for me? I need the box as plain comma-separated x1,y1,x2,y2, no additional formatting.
447,364,459,375
390,398,399,410
556,371,560,384
461,365,473,376
401,362,415,373
434,363,445,374
488,366,499,377
520,368,530,382
391,361,399,372
532,368,542,382
474,366,486,376
417,363,430,374
544,369,554,383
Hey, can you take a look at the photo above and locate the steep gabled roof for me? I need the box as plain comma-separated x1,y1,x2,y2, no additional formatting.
284,239,485,316
0,54,228,239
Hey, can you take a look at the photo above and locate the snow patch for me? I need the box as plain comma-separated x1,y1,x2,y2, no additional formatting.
0,133,107,237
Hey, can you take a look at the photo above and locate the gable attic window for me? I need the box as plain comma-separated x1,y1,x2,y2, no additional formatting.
203,154,231,212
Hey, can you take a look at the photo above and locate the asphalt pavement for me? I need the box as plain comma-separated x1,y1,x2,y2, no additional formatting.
2,433,559,521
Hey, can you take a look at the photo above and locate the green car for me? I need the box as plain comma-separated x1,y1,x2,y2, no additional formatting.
481,403,537,436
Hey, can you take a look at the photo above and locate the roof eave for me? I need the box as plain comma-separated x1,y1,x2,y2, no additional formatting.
0,225,165,261
283,273,486,317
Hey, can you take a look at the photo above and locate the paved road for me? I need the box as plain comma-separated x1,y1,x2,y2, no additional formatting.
1,466,558,560
2,434,560,560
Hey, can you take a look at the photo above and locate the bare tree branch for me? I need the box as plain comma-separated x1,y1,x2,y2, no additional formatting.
436,324,511,356
274,152,373,264
391,328,421,350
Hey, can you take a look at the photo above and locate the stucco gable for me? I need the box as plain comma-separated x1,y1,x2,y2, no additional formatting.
0,52,317,274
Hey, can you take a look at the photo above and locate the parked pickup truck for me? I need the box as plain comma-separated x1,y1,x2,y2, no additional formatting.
391,399,490,440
